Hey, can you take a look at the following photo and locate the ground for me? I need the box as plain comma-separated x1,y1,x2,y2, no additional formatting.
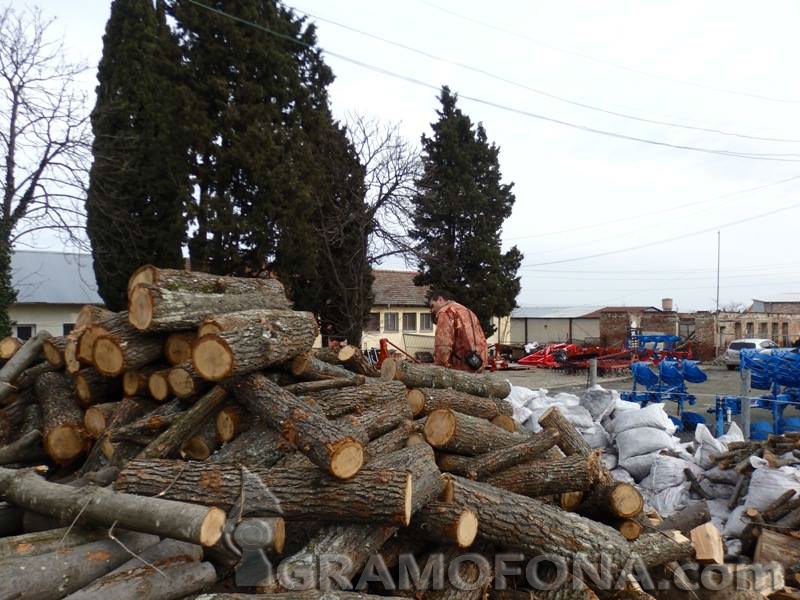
489,364,799,432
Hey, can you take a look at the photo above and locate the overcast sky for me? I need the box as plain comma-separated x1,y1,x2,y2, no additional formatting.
18,0,800,311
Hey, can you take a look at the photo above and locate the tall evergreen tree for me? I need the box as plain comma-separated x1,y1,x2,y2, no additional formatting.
412,86,522,335
86,0,188,310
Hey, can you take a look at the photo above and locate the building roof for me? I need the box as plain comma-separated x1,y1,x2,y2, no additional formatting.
589,306,662,315
12,251,102,305
753,296,800,304
371,270,429,307
511,305,605,319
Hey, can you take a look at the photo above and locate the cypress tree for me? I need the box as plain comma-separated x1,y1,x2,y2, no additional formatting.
86,0,188,310
0,230,15,337
412,86,523,335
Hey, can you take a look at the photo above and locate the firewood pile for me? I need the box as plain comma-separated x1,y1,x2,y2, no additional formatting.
0,265,780,600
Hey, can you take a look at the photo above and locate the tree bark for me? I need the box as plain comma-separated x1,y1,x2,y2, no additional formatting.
0,390,33,441
437,428,560,479
216,404,247,443
127,265,290,298
577,481,644,520
0,466,225,546
73,368,123,407
180,417,220,460
538,406,595,457
656,501,711,534
78,311,131,364
64,332,82,374
137,386,227,460
0,526,105,560
336,394,413,441
116,459,414,526
167,361,208,399
313,347,343,365
9,361,57,394
225,373,364,479
486,451,604,497
123,364,166,397
92,326,164,377
210,421,292,469
0,532,159,600
164,331,195,366
36,371,90,464
41,335,67,369
0,336,21,360
367,444,445,514
199,594,408,600
424,409,528,455
128,283,290,332
291,352,363,382
83,402,119,438
407,387,510,420
0,429,46,465
307,381,406,419
0,330,51,403
192,310,318,381
364,420,416,461
282,377,364,395
411,501,478,548
338,345,380,377
111,398,185,444
629,531,694,566
381,358,511,399
19,402,42,437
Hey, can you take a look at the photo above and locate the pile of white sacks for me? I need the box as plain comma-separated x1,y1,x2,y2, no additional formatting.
507,384,800,556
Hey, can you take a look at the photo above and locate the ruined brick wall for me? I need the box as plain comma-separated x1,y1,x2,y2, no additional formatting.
640,311,679,336
599,311,631,347
693,311,716,360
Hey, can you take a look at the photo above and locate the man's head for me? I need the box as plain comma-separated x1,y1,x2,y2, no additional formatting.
428,289,453,313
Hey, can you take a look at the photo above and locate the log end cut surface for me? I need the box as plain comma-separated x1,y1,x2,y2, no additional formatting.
42,341,64,367
612,483,644,518
128,286,155,330
457,508,479,548
84,408,109,438
423,409,457,447
168,368,195,398
74,375,91,403
407,389,425,416
148,373,171,401
201,507,226,547
330,440,365,480
0,337,21,359
193,336,233,381
491,415,517,432
380,358,397,381
45,426,86,463
93,337,125,376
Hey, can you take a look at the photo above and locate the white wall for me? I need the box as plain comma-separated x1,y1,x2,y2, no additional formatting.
510,318,600,344
8,303,84,338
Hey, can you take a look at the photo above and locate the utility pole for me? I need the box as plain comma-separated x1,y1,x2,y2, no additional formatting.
716,231,721,357
716,231,721,314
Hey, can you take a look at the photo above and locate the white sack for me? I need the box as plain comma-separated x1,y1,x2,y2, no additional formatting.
704,466,740,485
511,404,533,426
646,483,691,518
699,481,735,500
580,423,610,449
581,386,619,421
506,385,537,409
601,453,618,471
723,505,749,538
613,398,641,413
744,465,800,511
551,392,581,408
725,538,742,557
610,468,636,484
646,455,699,493
619,452,661,482
707,499,732,531
616,427,680,462
609,403,677,435
693,424,727,470
560,405,594,430
718,422,744,445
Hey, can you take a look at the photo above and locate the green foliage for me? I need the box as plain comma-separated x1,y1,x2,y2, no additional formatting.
412,86,523,335
86,0,188,310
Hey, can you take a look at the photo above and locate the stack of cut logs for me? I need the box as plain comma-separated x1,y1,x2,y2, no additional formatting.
0,266,715,600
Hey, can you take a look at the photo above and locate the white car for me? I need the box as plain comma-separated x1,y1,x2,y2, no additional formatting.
724,338,779,370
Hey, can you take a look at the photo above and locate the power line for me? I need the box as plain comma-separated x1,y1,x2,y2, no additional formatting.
289,3,800,143
185,0,800,163
416,0,800,105
522,195,800,267
518,280,800,294
522,261,800,273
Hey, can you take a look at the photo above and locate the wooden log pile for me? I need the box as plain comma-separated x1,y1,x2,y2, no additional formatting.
0,266,708,599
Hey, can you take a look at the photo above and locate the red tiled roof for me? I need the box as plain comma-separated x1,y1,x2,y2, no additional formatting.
372,270,429,307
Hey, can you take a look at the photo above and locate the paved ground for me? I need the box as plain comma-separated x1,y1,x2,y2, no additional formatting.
489,364,800,431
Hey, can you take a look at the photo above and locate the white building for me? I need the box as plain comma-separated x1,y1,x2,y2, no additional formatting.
9,251,102,340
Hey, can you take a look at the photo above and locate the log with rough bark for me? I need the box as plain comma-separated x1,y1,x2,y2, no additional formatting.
424,409,528,455
111,398,185,444
83,402,119,438
0,391,33,441
381,358,511,399
656,501,710,534
216,404,247,442
338,345,380,377
199,594,408,600
78,311,131,364
617,518,644,541
0,429,46,465
439,428,560,479
128,265,290,297
19,402,42,437
0,336,21,360
0,330,52,403
122,364,165,397
336,394,413,441
364,420,416,461
192,310,318,380
129,283,291,332
164,331,195,366
492,414,518,432
147,367,173,401
411,500,478,548
225,373,364,479
137,385,227,460
116,459,414,525
282,377,364,395
92,325,164,377
291,352,362,382
75,304,115,330
0,526,106,560
64,332,81,374
406,386,509,420
308,381,406,419
181,418,220,460
167,361,209,399
0,466,225,545
538,406,595,457
36,371,90,464
210,421,293,468
761,490,798,522
0,531,159,600
629,530,694,566
9,361,57,394
41,335,67,367
312,346,343,365
485,451,604,497
368,444,445,514
73,367,123,407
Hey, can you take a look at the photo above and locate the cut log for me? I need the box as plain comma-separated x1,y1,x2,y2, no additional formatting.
381,358,511,398
656,501,710,534
0,390,33,440
216,404,246,442
167,361,209,399
728,473,750,510
147,367,172,401
192,310,318,380
9,361,57,394
123,364,166,397
762,490,798,521
485,451,604,497
774,505,800,530
0,531,159,600
407,387,507,420
0,429,46,465
225,373,364,479
129,283,290,332
629,530,694,566
180,418,220,460
41,335,67,367
83,402,119,438
75,305,114,330
337,345,380,377
308,381,406,419
0,330,52,403
367,444,445,514
336,393,413,441
36,371,89,464
117,458,414,525
92,327,163,377
111,398,185,444
291,352,362,382
423,409,528,455
0,336,21,360
198,593,407,600
690,521,724,564
282,377,364,395
411,501,478,548
19,402,42,437
415,545,493,600
64,332,81,374
164,331,195,366
538,406,594,457
313,346,343,365
491,414,518,432
0,526,105,560
364,420,416,461
0,466,225,546
755,529,800,569
578,480,644,520
127,265,290,298
74,368,123,407
617,518,643,541
138,385,227,460
78,311,130,364
210,421,292,468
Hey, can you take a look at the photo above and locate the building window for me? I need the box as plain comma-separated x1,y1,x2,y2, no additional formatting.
365,313,380,332
13,324,36,341
772,322,780,341
758,322,768,338
63,323,75,335
384,312,399,332
783,323,790,346
402,313,417,332
734,322,742,339
420,312,433,332
745,322,754,338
